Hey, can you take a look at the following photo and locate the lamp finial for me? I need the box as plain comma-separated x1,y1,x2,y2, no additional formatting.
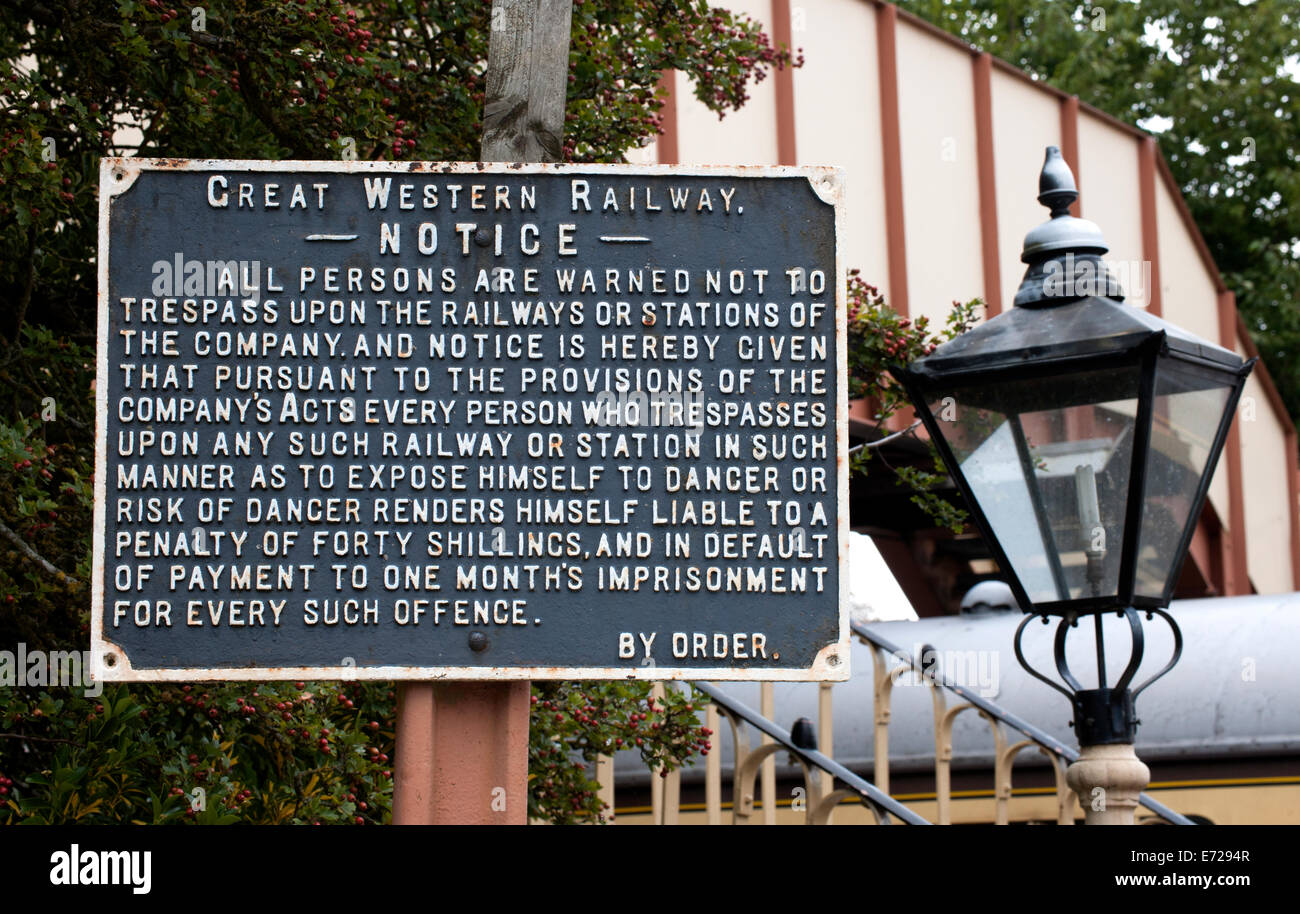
1039,146,1078,217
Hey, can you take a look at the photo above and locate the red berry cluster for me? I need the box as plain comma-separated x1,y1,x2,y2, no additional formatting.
845,269,948,403
527,682,712,823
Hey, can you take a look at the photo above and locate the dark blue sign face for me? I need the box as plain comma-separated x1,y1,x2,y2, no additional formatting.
93,161,848,681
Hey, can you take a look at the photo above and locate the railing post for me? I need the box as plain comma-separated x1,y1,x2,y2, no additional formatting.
986,718,1008,825
760,682,777,824
932,697,959,826
595,754,615,824
817,682,834,800
733,742,785,824
1051,756,1073,824
871,646,893,795
650,746,663,823
705,703,722,825
721,708,749,822
662,767,681,825
650,682,682,824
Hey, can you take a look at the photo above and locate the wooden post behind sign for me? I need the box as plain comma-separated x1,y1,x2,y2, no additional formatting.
392,0,573,826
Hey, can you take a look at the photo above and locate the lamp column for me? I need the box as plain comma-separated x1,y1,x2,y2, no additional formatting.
1066,744,1149,825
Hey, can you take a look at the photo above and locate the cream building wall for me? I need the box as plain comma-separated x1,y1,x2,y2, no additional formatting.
894,24,983,328
1239,362,1296,595
791,0,890,297
657,0,1299,595
989,70,1064,315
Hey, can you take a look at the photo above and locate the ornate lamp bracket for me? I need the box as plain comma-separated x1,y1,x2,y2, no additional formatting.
1013,609,1183,746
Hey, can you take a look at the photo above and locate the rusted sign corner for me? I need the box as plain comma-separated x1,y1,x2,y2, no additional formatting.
100,157,143,197
91,634,132,682
805,168,846,207
809,641,852,681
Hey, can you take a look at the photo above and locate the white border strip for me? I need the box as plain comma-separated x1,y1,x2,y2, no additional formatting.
91,158,850,683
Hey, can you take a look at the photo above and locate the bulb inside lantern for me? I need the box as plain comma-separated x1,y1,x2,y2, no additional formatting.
1074,464,1101,543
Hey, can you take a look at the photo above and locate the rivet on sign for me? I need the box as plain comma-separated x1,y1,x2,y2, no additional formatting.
474,228,491,247
468,632,489,652
643,312,655,327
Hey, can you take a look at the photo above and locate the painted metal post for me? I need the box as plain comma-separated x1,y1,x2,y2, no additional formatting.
392,0,573,825
393,682,531,824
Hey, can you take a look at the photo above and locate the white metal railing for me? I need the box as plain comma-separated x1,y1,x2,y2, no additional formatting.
593,623,1190,825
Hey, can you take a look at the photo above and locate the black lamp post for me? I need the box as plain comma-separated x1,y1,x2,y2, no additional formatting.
895,147,1254,823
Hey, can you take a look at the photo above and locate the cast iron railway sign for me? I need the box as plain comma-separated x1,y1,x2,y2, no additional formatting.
92,159,848,681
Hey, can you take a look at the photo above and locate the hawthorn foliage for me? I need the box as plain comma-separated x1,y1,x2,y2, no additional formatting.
844,272,981,533
0,0,797,824
2,680,397,825
1,0,798,336
528,682,712,824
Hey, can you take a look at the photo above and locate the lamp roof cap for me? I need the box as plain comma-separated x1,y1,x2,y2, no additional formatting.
1021,146,1109,263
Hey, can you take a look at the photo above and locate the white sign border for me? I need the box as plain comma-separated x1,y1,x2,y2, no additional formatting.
92,158,850,683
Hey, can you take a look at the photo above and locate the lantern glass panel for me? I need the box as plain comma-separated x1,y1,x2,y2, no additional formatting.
930,365,1142,606
1133,362,1234,600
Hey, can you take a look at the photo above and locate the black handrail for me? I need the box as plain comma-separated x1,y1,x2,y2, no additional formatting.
692,682,931,825
853,620,1194,825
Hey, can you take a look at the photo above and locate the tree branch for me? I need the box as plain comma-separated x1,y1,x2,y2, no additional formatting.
0,520,74,583
0,732,85,747
236,58,316,159
9,226,36,352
